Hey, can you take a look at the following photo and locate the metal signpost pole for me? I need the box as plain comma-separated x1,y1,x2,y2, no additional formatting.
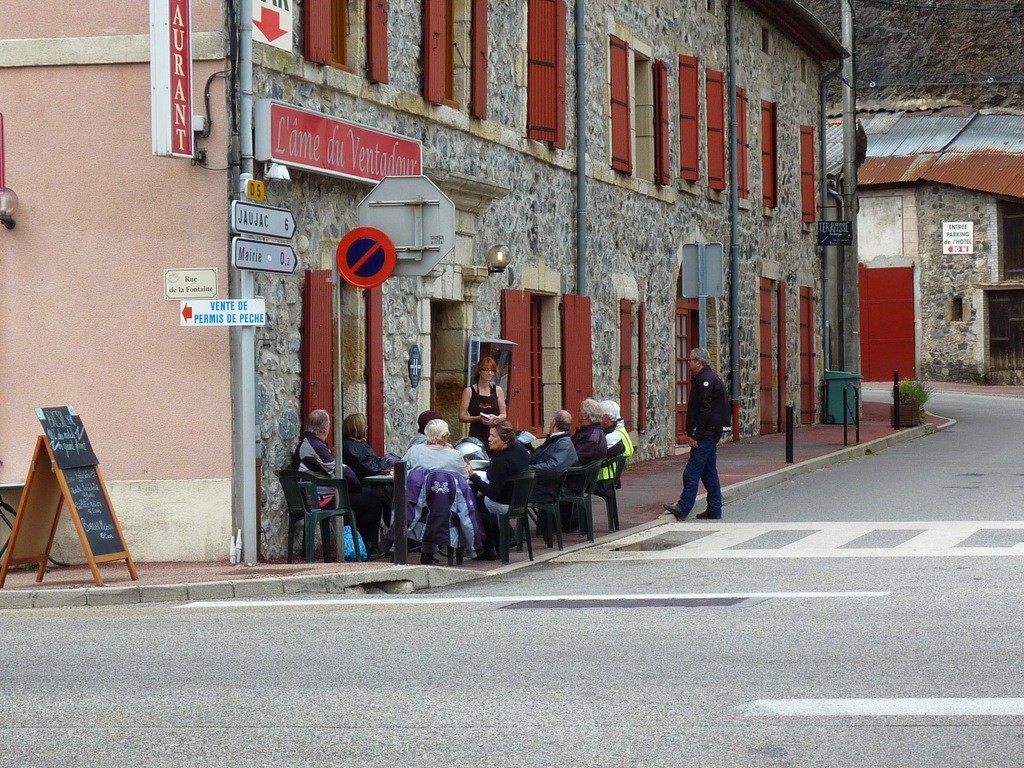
231,0,258,565
697,243,708,348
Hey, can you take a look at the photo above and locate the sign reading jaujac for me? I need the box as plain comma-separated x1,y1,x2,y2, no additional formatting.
254,100,422,184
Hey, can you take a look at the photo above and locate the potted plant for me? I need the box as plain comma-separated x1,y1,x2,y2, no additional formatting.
894,379,932,426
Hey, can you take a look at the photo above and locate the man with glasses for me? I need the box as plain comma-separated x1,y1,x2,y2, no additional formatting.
663,347,729,521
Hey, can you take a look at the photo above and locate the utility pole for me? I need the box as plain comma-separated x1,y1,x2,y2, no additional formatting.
840,0,861,375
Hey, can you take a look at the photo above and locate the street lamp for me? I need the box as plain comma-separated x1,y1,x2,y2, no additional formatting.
0,187,18,230
485,243,511,274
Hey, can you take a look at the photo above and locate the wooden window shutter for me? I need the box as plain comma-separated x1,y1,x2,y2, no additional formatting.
737,87,749,199
553,0,567,149
470,0,488,118
423,0,448,104
706,69,726,191
367,0,390,83
303,270,335,448
501,290,533,429
637,301,647,431
761,100,778,208
527,0,559,144
800,124,816,223
653,59,671,186
366,286,385,455
678,55,700,182
561,294,594,424
305,0,332,65
619,300,634,429
609,35,632,174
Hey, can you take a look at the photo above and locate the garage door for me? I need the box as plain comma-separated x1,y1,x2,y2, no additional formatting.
859,264,915,382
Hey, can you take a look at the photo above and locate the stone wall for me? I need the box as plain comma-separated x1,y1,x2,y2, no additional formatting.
251,0,831,557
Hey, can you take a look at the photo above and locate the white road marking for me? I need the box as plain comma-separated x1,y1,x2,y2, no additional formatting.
743,698,1024,717
179,590,888,610
557,521,1024,561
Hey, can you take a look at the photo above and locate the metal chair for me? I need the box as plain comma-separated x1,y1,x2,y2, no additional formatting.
527,469,570,550
596,455,627,532
277,469,360,563
498,470,537,565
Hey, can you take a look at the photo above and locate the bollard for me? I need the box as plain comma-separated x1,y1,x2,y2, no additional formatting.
843,387,850,446
854,385,861,444
731,399,741,442
392,460,407,566
785,404,794,463
892,369,901,430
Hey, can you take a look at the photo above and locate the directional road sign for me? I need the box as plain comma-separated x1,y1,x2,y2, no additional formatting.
252,0,293,53
180,299,266,326
231,201,296,239
337,226,397,289
232,237,297,274
356,175,455,277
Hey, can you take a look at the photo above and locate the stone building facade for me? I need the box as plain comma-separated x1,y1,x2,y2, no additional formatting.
251,0,844,557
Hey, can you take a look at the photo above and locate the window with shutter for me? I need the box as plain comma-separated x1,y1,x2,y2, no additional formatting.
423,0,451,104
653,60,671,186
367,0,390,83
501,290,536,431
706,69,726,191
366,286,385,455
303,271,335,446
619,300,634,429
800,124,816,223
609,35,632,174
305,0,332,64
527,0,566,148
737,87,749,199
637,301,647,431
761,100,778,208
561,294,594,429
470,0,488,119
678,55,700,182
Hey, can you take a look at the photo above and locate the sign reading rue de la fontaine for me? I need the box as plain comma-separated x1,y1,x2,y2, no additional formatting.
254,100,422,185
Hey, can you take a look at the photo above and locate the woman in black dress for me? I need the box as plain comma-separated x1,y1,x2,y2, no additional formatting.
459,356,507,447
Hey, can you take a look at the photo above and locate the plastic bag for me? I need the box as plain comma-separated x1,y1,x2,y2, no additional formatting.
343,526,368,562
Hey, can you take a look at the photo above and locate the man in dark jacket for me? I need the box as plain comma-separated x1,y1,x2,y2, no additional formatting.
571,398,609,466
528,410,578,502
663,347,729,521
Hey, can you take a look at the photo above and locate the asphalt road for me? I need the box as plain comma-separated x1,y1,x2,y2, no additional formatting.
3,391,1023,767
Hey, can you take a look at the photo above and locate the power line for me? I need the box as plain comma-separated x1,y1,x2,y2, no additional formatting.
854,0,1024,12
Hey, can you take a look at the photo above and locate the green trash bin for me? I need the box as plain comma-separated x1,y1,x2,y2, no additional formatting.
824,370,861,424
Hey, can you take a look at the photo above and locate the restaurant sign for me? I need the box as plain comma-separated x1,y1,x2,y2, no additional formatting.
150,0,194,158
254,100,423,185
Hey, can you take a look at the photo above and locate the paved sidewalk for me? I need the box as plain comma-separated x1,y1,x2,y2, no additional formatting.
2,381,1006,610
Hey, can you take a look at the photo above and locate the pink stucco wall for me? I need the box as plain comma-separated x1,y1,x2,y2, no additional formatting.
4,0,224,39
0,57,232,482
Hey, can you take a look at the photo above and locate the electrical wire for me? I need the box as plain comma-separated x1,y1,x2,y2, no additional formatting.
854,0,1024,12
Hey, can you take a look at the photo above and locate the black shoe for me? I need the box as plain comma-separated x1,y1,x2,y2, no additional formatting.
420,552,437,565
662,503,690,521
473,548,499,561
695,511,722,520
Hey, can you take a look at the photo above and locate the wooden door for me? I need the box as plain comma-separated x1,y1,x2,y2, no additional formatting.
859,264,915,381
799,287,816,425
759,277,777,435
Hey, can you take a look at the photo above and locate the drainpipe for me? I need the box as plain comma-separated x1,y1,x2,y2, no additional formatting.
841,0,860,374
727,0,740,404
825,178,844,371
575,0,587,296
819,63,842,373
231,0,258,564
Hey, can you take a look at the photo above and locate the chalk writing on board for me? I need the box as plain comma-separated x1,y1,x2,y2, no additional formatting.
35,406,99,469
62,466,124,557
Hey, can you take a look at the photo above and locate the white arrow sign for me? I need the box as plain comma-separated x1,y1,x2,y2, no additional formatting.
231,201,296,239
232,237,297,274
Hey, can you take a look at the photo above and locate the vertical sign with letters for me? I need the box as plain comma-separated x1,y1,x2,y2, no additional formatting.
150,0,194,158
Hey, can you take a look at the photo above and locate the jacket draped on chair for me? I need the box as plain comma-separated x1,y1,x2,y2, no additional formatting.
385,468,483,558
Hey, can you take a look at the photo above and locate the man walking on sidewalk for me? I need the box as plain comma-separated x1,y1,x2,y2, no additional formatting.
663,347,729,521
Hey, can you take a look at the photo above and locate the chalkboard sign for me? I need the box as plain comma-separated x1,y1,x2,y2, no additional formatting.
35,406,98,469
62,465,125,557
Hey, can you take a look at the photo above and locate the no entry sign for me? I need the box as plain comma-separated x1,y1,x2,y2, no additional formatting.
337,226,397,288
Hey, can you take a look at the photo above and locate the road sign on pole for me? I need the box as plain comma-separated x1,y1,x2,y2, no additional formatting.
180,299,266,326
232,237,297,274
680,242,725,298
337,226,398,288
356,176,456,277
231,201,296,239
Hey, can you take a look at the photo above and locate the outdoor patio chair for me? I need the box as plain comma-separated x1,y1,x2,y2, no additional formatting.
557,461,603,543
528,469,571,550
277,469,360,563
595,455,627,532
498,470,537,565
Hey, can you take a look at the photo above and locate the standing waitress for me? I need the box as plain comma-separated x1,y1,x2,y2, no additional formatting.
459,356,507,447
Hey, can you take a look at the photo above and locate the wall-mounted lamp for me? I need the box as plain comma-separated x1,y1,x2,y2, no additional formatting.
265,162,291,182
485,243,511,274
0,187,18,230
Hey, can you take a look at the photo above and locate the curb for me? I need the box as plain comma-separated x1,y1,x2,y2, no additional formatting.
0,419,946,611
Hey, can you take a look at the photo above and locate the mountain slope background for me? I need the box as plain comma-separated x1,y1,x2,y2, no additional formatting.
800,0,1024,110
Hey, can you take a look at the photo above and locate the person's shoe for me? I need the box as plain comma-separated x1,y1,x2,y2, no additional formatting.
662,503,690,521
420,552,437,565
473,548,499,561
695,510,722,520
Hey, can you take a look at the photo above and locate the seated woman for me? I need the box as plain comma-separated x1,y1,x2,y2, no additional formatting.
402,419,468,477
341,412,396,479
466,420,529,560
291,409,388,559
406,409,444,453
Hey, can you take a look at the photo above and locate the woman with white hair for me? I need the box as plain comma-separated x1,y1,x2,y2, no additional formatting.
401,418,468,477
